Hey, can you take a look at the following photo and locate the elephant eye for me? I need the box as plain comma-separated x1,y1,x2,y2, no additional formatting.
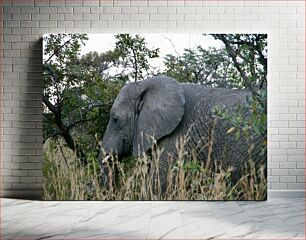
112,117,120,128
113,117,118,123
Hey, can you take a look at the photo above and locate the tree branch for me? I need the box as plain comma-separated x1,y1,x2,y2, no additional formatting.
44,39,71,64
43,95,58,115
216,35,259,98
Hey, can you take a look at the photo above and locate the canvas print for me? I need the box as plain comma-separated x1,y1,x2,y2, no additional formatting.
43,33,267,200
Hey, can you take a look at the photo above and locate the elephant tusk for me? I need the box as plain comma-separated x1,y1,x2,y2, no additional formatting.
102,155,111,164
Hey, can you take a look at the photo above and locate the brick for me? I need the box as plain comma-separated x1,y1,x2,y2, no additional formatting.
64,0,82,6
288,183,305,189
3,13,11,21
296,161,305,169
195,7,209,14
280,176,296,183
177,7,196,14
185,14,202,21
121,20,139,28
158,20,176,28
90,7,104,14
12,28,31,35
74,21,90,28
148,0,167,6
202,14,218,21
49,0,65,6
139,21,158,28
39,21,57,28
100,14,113,20
12,183,28,189
271,183,287,189
21,21,39,28
65,14,83,20
74,7,90,14
3,176,20,183
287,149,305,155
4,6,21,13
150,14,168,21
268,176,279,183
289,121,304,128
209,7,224,13
131,0,148,6
103,7,121,14
279,7,297,14
269,162,279,169
210,21,235,28
4,50,20,58
251,7,279,14
107,21,121,28
114,14,129,21
289,169,304,176
280,162,296,169
20,177,37,183
168,14,184,21
50,14,65,20
86,14,99,20
57,21,74,28
31,14,49,20
158,7,176,14
39,7,57,14
57,7,73,14
130,14,149,21
279,114,296,121
28,170,43,177
90,21,108,28
194,21,209,28
167,0,184,6
12,170,28,177
219,14,244,21
122,7,138,14
83,0,99,6
114,0,130,6
251,21,279,28
34,0,49,6
12,14,31,20
139,7,157,14
272,169,289,176
271,121,289,128
297,176,305,183
185,0,202,6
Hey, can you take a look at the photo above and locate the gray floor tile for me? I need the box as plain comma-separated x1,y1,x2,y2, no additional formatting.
1,198,305,239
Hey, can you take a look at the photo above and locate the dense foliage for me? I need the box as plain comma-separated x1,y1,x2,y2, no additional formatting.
43,34,159,164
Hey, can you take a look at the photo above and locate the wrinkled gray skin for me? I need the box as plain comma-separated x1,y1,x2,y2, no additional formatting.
102,76,266,191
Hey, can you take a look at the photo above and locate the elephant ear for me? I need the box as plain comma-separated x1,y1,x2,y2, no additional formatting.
133,76,185,156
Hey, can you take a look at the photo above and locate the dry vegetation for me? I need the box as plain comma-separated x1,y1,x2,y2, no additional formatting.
43,135,266,201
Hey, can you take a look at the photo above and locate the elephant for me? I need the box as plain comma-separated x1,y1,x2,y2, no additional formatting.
101,75,266,192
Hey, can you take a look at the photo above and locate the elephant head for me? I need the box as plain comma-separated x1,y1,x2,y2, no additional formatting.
102,76,185,159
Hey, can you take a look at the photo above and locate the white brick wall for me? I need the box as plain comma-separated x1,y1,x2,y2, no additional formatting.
1,0,305,198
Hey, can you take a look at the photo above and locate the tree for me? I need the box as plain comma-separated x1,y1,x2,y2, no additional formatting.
164,46,245,88
43,34,161,164
43,34,89,156
163,34,267,153
210,34,267,154
43,34,123,163
112,34,160,81
210,34,267,100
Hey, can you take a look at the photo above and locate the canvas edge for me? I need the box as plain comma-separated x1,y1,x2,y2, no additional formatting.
1,190,304,200
1,189,43,200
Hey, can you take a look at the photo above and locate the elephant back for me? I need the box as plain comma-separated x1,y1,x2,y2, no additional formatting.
165,83,264,174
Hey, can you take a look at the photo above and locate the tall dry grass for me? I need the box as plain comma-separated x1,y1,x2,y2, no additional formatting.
43,134,267,201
